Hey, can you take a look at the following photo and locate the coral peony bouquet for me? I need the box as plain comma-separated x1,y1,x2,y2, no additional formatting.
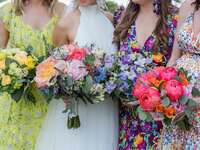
34,44,106,129
132,66,199,130
0,48,37,102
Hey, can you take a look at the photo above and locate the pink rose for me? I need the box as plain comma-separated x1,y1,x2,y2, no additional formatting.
138,87,161,111
160,67,177,81
165,79,184,102
67,60,88,81
66,45,87,61
34,57,58,88
54,60,68,73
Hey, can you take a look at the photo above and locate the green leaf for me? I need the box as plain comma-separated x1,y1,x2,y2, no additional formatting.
187,99,197,108
163,116,172,126
180,96,188,105
145,113,153,122
184,108,192,118
11,88,24,102
85,54,95,65
23,85,36,104
138,111,147,121
162,97,170,107
176,116,191,131
82,76,93,94
192,87,200,97
64,76,73,87
5,58,20,66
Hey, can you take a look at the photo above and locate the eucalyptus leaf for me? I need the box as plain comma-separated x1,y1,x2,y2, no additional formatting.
192,87,200,97
187,99,197,108
162,97,170,107
180,96,188,105
82,76,93,94
138,111,147,121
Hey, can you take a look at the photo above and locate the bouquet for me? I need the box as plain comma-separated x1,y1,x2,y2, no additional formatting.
34,44,105,129
103,50,166,102
0,48,37,102
132,66,199,130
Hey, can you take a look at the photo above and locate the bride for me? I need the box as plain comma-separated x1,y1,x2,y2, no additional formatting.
35,0,118,150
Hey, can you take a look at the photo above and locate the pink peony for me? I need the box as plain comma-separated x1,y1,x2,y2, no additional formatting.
34,57,58,88
67,60,88,81
138,87,161,111
160,67,177,81
165,79,184,102
132,80,148,99
153,66,165,77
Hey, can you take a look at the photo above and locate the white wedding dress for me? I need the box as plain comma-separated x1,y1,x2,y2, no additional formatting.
35,5,118,150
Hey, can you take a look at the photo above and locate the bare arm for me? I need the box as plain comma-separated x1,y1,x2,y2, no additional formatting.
53,17,69,47
53,10,79,47
0,20,9,48
167,0,195,66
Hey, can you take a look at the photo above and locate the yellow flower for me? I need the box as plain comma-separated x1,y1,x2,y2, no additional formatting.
0,59,6,70
25,56,36,70
153,53,164,63
134,134,143,146
1,74,12,86
0,52,6,60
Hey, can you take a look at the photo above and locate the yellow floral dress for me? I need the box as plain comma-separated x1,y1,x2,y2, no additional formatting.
0,4,58,150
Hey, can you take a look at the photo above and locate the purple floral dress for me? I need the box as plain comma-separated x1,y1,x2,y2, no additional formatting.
117,14,177,150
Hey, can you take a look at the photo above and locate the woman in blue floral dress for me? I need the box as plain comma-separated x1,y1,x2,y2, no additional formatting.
160,0,200,149
113,0,178,149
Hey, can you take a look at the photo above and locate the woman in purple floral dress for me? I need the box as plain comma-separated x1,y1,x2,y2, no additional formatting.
113,0,178,149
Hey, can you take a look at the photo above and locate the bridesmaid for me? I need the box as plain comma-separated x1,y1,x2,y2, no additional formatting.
0,0,65,149
113,0,178,149
160,0,200,149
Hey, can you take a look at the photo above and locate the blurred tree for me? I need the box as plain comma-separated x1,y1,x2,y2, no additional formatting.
105,1,118,13
0,0,6,2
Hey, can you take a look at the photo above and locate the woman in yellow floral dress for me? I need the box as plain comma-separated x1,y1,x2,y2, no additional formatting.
0,0,65,149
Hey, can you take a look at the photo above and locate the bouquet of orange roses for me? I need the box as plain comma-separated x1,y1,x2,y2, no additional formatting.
132,67,199,130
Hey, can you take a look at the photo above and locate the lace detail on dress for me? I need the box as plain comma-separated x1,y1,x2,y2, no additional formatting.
0,3,58,150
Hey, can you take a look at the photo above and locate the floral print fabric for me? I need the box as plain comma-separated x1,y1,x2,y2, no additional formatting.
118,13,177,150
161,13,200,150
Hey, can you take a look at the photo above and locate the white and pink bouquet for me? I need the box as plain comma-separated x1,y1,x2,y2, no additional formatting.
34,44,105,129
132,67,199,130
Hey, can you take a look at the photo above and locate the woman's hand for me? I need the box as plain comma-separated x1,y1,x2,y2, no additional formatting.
63,97,71,108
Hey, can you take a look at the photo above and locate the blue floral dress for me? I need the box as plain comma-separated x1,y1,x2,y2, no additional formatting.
160,12,200,150
117,13,178,150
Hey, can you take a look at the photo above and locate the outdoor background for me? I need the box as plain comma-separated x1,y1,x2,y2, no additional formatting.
0,0,185,10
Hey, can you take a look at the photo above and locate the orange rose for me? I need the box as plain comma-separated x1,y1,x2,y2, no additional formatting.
179,72,189,86
147,76,163,88
156,104,165,113
165,107,176,118
153,53,164,63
